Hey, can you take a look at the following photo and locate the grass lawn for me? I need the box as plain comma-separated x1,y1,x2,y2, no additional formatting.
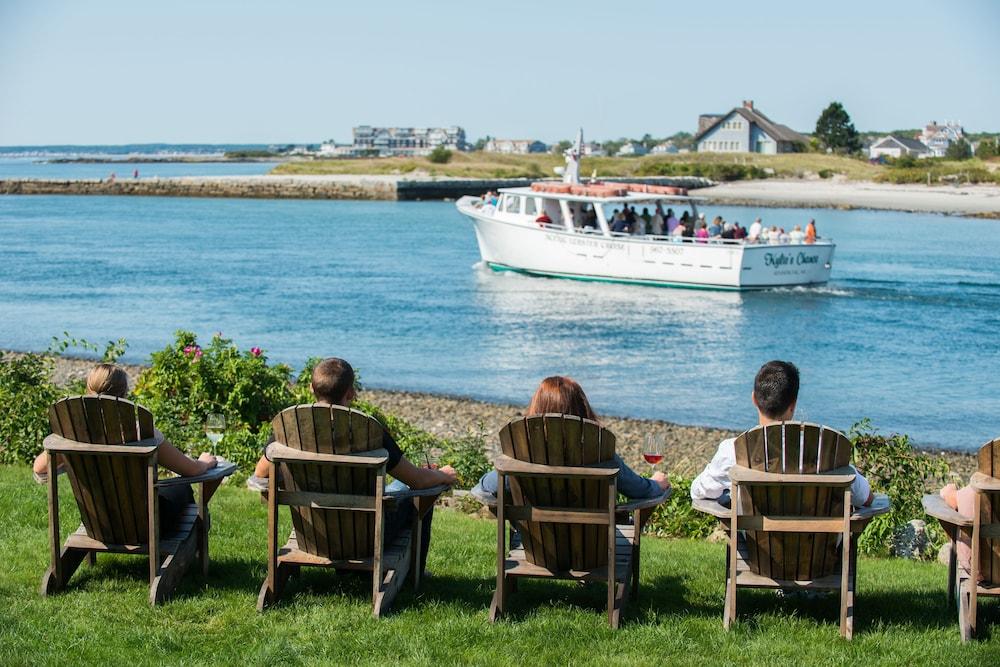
0,465,996,665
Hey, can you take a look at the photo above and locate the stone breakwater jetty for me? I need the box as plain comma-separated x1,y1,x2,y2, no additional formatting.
0,175,712,201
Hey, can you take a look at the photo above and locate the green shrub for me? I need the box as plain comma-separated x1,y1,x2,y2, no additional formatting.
851,419,950,557
439,424,491,489
133,331,296,461
817,169,834,179
643,475,718,539
428,146,453,164
0,351,61,464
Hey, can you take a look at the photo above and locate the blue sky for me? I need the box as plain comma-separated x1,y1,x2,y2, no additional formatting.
0,0,997,145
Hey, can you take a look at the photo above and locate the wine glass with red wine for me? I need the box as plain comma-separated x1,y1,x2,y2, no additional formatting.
643,434,665,473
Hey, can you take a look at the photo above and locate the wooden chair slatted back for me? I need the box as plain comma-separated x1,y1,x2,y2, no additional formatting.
734,422,853,580
48,396,155,545
976,439,1000,584
271,405,383,561
498,414,615,571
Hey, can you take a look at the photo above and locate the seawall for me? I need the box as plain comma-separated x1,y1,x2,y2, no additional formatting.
0,175,712,201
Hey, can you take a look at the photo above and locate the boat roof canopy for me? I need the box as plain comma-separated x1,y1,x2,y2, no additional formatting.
498,186,705,205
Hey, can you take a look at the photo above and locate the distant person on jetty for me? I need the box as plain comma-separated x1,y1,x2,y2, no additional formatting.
690,360,875,509
247,358,456,574
748,217,763,243
474,376,671,504
33,363,221,531
133,168,139,179
805,219,817,244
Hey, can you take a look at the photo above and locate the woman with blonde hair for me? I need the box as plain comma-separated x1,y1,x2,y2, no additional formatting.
474,376,670,502
33,363,220,530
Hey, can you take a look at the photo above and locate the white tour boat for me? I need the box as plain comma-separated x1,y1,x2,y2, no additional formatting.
456,131,834,290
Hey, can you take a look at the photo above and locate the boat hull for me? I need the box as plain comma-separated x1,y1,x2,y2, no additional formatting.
461,206,834,290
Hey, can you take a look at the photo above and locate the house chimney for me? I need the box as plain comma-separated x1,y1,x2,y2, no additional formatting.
743,100,754,110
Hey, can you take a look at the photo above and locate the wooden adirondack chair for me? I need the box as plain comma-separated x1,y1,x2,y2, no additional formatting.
40,395,234,605
256,404,446,616
488,414,670,629
922,437,1000,641
692,422,890,639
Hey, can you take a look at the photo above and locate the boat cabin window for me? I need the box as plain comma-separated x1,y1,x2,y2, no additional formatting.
524,196,537,216
503,194,522,214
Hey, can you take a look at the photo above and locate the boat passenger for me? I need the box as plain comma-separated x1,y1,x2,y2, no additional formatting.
666,209,680,234
789,224,805,243
611,210,629,233
695,221,709,243
640,207,651,226
708,216,723,237
670,222,686,241
805,219,817,244
748,217,763,243
732,222,746,240
536,210,553,226
474,376,671,508
778,227,790,244
691,360,875,510
721,222,735,240
767,226,781,245
582,206,598,229
650,208,664,235
683,214,697,238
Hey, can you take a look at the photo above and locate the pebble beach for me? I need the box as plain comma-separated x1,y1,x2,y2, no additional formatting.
33,352,977,480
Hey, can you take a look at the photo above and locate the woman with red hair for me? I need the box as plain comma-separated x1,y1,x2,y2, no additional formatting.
475,376,670,502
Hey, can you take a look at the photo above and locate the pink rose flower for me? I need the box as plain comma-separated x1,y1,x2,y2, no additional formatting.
250,347,262,357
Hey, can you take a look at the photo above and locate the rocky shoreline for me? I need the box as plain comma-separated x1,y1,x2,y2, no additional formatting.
20,351,977,480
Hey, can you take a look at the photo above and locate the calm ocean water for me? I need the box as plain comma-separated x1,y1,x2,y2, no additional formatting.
1,194,997,451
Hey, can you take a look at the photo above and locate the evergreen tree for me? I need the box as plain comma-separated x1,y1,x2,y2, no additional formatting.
945,138,973,160
814,102,861,153
974,136,998,159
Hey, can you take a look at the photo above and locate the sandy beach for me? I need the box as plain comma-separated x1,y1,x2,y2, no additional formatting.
697,179,1000,217
25,352,977,480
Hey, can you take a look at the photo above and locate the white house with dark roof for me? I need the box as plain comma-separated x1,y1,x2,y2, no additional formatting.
694,101,808,154
868,135,930,160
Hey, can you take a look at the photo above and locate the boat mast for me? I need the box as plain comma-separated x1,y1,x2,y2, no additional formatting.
562,128,583,184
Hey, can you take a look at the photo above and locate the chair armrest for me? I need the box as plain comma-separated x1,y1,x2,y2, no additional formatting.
266,442,388,466
692,497,730,519
617,487,672,512
157,459,239,487
971,472,1000,492
730,464,855,486
921,493,973,526
851,493,891,520
494,454,618,479
384,483,451,501
43,432,163,455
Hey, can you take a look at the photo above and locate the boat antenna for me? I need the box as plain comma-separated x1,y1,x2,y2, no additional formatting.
563,127,583,184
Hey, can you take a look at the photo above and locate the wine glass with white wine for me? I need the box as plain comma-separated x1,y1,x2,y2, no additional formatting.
205,413,225,454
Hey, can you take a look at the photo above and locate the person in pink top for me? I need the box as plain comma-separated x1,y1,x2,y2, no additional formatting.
695,221,709,243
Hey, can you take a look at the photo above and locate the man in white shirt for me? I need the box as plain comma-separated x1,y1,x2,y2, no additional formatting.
747,217,763,243
691,360,874,508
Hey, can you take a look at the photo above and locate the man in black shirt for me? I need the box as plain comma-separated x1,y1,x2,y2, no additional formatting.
251,358,456,574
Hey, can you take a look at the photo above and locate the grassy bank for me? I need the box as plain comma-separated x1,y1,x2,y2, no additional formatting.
0,465,995,665
271,152,884,181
